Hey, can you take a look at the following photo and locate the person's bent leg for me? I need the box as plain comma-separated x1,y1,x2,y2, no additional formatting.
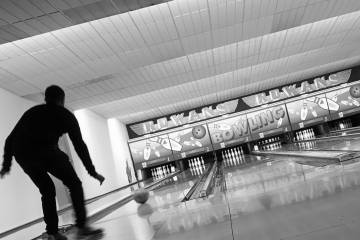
48,151,103,238
17,161,59,234
47,152,87,228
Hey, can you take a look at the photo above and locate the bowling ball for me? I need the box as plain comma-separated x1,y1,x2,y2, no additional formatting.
137,203,154,217
192,125,206,139
133,188,149,204
349,84,360,98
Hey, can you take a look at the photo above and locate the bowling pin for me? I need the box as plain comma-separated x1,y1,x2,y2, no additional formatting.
158,167,162,178
301,103,308,120
232,150,236,165
199,165,203,174
299,131,304,141
156,168,160,179
223,154,227,167
144,142,151,160
226,152,231,166
227,151,232,166
230,153,235,166
162,166,166,176
189,166,194,175
234,151,239,165
195,166,200,175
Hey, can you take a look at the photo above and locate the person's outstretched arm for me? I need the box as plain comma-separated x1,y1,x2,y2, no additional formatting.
0,113,25,179
1,131,14,178
67,113,105,185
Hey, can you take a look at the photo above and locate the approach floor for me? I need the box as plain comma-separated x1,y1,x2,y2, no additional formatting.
68,139,360,240
9,138,360,240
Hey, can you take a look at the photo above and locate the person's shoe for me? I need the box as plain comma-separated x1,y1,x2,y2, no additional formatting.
77,226,103,238
45,232,68,240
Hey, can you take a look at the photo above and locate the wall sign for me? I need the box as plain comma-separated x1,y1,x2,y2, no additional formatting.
128,67,358,139
129,99,238,136
245,105,290,140
168,124,212,159
242,69,351,107
286,94,332,130
325,84,360,119
208,114,251,149
129,135,174,165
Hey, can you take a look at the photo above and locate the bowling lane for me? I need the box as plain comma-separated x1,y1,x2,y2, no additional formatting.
223,154,360,240
327,126,360,136
73,165,234,240
146,166,209,207
284,136,360,152
61,153,360,240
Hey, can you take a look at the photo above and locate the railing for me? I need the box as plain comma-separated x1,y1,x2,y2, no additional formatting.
199,162,218,197
329,126,360,134
293,132,360,143
181,163,213,202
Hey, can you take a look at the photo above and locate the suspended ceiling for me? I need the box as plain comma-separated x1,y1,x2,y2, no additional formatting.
1,0,360,124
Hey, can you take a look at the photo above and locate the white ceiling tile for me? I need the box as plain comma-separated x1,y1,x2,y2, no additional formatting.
1,0,360,123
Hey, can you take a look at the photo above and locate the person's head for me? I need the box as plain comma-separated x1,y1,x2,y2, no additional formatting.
45,85,65,106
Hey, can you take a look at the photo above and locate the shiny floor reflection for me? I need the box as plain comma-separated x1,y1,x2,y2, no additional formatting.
79,153,360,240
